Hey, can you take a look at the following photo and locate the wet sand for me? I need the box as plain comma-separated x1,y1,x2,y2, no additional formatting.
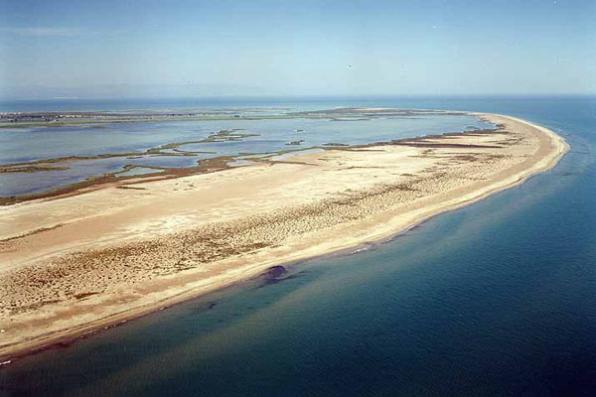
0,113,568,361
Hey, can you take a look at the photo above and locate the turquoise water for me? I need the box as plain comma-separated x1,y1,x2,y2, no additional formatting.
0,97,595,396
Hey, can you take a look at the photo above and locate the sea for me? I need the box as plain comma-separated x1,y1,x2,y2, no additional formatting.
0,96,594,396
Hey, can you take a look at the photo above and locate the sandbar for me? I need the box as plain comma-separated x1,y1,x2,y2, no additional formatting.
0,113,568,361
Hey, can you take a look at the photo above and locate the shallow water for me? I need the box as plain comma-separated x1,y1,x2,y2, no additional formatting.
116,167,164,178
0,113,490,197
0,97,595,397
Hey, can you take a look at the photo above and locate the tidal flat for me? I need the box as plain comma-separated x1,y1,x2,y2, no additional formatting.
0,108,492,200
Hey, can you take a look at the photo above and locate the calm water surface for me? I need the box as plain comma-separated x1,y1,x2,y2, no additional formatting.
0,97,595,396
0,112,489,197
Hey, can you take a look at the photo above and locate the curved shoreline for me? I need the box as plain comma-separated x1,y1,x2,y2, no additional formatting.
0,112,568,362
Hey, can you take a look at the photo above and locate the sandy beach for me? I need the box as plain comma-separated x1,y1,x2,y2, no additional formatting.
0,113,568,361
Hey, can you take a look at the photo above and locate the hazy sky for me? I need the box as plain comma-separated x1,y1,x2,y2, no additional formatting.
1,0,595,99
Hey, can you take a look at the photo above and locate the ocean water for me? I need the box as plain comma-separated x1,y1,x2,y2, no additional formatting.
0,96,595,396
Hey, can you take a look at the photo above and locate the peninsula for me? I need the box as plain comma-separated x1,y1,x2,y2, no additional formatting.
0,112,568,361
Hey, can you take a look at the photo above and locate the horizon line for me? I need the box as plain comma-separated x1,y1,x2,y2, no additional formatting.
1,93,595,102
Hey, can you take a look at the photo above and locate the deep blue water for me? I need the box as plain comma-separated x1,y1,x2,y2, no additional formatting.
0,97,595,396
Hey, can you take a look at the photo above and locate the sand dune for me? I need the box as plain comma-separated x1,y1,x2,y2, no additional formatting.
0,113,568,360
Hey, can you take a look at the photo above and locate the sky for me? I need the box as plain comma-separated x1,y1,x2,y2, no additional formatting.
1,0,595,99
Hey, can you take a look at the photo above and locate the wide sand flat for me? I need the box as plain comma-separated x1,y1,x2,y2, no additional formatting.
0,113,568,360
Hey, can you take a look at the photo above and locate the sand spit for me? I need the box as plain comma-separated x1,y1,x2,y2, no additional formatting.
0,113,568,361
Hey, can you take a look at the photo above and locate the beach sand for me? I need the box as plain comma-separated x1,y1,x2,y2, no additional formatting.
0,113,568,361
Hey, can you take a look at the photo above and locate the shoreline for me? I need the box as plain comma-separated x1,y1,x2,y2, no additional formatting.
0,127,493,207
0,113,569,362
